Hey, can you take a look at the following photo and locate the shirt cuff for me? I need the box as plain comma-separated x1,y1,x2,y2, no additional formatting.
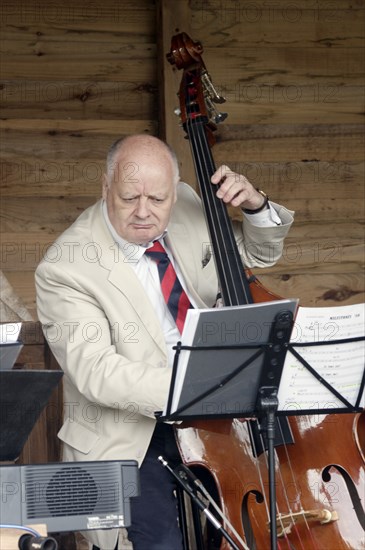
242,202,282,227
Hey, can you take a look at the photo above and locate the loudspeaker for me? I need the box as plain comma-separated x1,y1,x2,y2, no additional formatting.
0,460,139,532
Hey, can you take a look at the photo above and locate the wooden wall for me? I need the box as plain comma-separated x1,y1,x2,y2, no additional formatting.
1,0,364,320
0,0,157,320
187,0,365,307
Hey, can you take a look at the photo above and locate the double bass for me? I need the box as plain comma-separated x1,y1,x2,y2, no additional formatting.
166,32,365,550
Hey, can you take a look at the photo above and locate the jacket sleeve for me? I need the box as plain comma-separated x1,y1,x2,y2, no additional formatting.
35,260,172,419
175,182,294,268
233,202,294,268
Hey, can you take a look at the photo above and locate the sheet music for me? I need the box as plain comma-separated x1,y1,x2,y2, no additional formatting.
166,308,200,415
164,300,299,417
278,303,365,412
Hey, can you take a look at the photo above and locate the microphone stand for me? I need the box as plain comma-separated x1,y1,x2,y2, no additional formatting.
158,457,241,550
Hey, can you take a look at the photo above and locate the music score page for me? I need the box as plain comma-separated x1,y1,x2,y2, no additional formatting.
278,303,365,412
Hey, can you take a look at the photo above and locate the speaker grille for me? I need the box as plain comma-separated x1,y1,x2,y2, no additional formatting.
24,463,123,519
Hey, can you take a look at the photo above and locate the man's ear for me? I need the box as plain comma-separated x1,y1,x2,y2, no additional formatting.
102,173,109,200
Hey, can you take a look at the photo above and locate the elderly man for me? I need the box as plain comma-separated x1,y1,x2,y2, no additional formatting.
35,134,294,550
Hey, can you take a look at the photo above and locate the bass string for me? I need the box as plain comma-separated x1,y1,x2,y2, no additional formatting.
249,417,320,550
186,118,297,549
186,116,251,306
186,111,319,550
274,419,320,549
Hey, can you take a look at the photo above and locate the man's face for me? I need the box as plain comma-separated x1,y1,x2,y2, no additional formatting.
102,152,177,245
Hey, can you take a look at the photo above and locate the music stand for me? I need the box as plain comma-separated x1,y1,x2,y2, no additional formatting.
0,370,63,462
156,299,296,549
157,299,365,550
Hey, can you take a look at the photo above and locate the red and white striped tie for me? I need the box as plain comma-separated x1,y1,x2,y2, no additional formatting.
145,241,192,333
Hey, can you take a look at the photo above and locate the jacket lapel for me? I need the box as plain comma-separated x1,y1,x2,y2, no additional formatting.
89,202,167,353
166,223,218,309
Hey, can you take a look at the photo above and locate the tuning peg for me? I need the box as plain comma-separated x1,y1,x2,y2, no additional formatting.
201,71,225,104
205,96,227,124
214,111,228,123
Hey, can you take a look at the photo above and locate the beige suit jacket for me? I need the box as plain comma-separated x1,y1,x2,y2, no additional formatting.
35,182,293,548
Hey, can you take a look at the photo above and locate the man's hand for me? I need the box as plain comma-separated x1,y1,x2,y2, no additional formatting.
211,165,266,210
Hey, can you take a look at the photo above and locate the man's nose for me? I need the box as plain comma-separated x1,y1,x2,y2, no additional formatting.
135,198,149,218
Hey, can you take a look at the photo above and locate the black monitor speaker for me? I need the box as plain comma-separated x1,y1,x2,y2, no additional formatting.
0,460,139,533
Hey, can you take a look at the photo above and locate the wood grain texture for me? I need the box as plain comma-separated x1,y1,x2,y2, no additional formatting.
156,0,198,187
1,0,364,313
0,79,157,120
191,3,364,49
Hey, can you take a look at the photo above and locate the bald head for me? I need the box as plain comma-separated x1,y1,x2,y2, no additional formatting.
102,134,179,244
105,134,180,187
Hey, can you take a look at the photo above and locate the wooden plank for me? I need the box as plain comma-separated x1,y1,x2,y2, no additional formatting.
0,79,156,120
1,159,103,197
268,242,364,274
156,0,198,187
1,36,156,61
215,85,364,125
0,196,97,233
190,0,364,13
1,233,70,271
213,124,364,162
1,0,155,35
227,161,364,200
255,272,365,307
0,119,156,148
0,118,156,133
0,43,157,81
193,47,364,85
190,1,364,48
273,198,364,221
283,221,365,241
1,30,155,53
190,0,364,8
